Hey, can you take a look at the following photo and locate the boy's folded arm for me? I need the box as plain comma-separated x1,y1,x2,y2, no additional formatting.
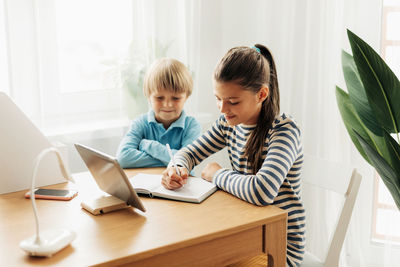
117,147,164,168
139,139,175,165
116,119,164,168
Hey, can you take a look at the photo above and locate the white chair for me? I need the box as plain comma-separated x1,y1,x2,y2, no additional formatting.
301,154,362,267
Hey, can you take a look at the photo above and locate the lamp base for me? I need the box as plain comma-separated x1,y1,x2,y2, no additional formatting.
20,228,76,257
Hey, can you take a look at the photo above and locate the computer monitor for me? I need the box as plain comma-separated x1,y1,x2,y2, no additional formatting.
74,143,146,212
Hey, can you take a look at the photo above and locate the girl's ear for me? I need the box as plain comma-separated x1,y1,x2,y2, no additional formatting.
258,86,269,102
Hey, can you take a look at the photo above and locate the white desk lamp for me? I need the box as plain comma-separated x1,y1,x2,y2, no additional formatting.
19,147,76,257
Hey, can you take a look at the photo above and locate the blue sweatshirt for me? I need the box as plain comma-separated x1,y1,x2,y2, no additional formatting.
117,110,201,168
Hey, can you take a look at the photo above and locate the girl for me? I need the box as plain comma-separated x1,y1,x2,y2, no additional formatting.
162,45,305,266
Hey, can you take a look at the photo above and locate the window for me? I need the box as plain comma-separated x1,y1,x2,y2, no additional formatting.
36,0,133,131
371,0,400,244
0,0,9,95
372,173,400,243
2,0,135,133
1,0,197,135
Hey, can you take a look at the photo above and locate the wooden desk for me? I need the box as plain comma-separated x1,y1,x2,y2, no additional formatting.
0,168,287,267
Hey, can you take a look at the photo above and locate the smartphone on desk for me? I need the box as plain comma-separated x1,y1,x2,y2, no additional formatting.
25,188,78,201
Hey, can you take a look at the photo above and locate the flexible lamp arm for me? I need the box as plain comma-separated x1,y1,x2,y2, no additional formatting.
30,147,74,245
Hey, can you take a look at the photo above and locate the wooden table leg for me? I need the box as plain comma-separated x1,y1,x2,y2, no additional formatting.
264,217,287,267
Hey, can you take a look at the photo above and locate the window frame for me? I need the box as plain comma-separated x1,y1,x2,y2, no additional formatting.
371,3,400,244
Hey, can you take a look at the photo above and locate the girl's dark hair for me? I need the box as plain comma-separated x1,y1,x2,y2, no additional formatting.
213,44,280,174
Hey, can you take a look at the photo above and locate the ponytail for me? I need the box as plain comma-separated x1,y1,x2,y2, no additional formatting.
214,44,280,174
247,44,280,174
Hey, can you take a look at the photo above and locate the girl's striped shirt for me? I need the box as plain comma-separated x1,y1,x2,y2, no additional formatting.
174,113,305,266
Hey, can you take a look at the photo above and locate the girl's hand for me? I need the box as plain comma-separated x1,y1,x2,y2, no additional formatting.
161,166,189,190
201,162,222,182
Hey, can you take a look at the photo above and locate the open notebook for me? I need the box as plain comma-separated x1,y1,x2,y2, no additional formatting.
129,173,217,203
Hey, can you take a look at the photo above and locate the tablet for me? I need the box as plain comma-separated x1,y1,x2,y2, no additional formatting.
74,143,146,212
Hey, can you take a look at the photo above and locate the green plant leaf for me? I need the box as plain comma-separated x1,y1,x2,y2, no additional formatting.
347,29,400,134
336,86,393,169
336,87,371,164
383,131,400,177
342,50,382,136
355,131,400,210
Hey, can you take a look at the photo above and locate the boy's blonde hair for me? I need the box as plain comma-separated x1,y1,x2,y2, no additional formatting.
143,58,193,97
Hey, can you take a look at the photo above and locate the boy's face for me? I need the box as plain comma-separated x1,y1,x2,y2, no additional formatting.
149,88,188,128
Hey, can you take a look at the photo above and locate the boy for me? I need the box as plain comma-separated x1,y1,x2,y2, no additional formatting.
117,58,201,168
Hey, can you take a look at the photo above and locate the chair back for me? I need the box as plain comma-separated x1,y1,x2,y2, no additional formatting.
302,154,362,267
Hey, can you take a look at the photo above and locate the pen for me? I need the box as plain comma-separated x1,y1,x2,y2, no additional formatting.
166,143,181,176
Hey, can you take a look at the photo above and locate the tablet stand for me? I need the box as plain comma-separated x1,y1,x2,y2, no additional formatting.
81,195,129,215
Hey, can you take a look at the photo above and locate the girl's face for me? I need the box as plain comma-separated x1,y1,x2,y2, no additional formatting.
214,81,267,126
149,88,188,128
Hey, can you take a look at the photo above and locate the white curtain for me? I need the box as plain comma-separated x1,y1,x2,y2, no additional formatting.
126,0,203,117
188,0,398,266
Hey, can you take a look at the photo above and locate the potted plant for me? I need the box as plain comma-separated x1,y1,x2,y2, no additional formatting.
122,39,173,118
105,39,171,119
336,29,400,210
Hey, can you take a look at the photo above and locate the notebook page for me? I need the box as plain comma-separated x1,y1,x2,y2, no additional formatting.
129,173,162,192
153,177,216,201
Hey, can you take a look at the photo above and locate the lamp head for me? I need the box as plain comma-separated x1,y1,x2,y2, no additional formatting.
50,147,75,183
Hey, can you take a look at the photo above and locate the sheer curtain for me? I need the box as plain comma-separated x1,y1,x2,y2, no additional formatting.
0,0,8,95
196,0,398,266
128,0,202,117
1,0,201,131
279,1,399,266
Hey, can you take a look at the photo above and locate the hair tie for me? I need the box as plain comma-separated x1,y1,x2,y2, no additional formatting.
252,46,261,54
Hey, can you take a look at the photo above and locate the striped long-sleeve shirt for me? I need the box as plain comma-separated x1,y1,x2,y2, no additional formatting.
174,113,305,266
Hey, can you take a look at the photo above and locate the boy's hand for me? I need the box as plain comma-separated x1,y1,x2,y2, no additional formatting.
161,166,189,190
201,162,222,182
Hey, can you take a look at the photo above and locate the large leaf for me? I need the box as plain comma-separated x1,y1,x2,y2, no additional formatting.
383,131,400,178
355,131,400,210
342,51,382,136
336,87,392,164
336,87,370,164
347,29,400,134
